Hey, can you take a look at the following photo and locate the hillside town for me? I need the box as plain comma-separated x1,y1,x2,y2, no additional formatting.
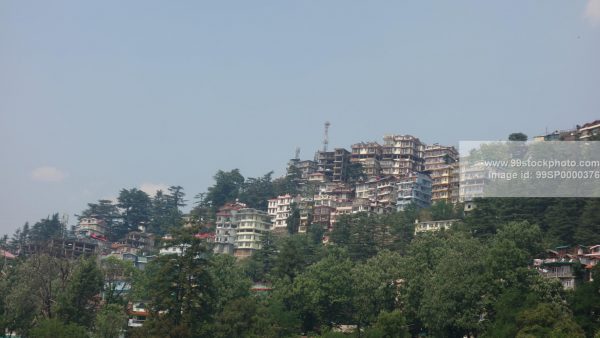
1,119,599,338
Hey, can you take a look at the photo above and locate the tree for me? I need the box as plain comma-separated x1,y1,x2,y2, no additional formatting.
141,233,216,336
205,169,245,209
364,310,411,338
544,198,586,246
429,200,459,221
93,304,127,338
330,213,377,261
79,200,122,241
117,188,151,234
245,232,278,282
238,172,276,210
101,256,137,305
286,203,301,235
149,188,185,235
570,265,600,336
29,214,65,243
189,192,212,224
418,235,489,337
168,185,187,209
516,302,584,337
30,318,89,338
508,132,528,141
56,257,104,327
574,199,600,245
208,254,252,313
352,251,403,332
3,254,74,336
345,162,366,183
284,248,354,333
272,234,320,283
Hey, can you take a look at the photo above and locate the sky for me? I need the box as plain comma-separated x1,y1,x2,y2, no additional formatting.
1,0,599,235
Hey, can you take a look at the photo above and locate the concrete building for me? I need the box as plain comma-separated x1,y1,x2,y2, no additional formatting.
381,135,425,178
459,161,488,202
75,217,108,240
111,231,155,256
214,202,247,255
234,208,272,259
351,142,383,177
315,150,335,181
313,205,335,230
424,144,458,203
577,120,600,140
333,148,351,182
330,202,353,229
397,172,432,210
355,176,398,213
414,219,458,233
288,159,318,180
268,194,301,232
298,197,314,233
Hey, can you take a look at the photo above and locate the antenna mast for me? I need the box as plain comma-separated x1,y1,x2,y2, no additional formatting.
323,121,330,152
295,147,300,160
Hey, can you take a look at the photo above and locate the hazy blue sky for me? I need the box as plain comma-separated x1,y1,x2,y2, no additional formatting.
1,1,599,235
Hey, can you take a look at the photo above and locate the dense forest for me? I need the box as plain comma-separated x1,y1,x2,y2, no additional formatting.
1,167,600,337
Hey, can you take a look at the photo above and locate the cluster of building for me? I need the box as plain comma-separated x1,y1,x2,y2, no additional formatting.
533,120,600,141
534,244,600,290
209,134,463,259
288,135,459,204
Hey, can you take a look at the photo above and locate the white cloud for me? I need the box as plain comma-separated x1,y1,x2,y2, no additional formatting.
31,166,67,182
139,182,169,197
585,0,600,25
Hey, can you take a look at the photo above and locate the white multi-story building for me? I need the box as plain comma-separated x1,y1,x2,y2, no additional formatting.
397,172,432,210
381,134,425,177
355,176,398,212
214,202,247,254
234,208,272,259
424,144,459,203
268,194,301,232
414,219,458,234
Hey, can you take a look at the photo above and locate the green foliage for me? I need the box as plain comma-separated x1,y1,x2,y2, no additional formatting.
208,254,252,313
283,248,354,332
29,213,65,243
544,199,587,246
212,295,301,338
93,303,127,338
148,188,186,235
56,257,104,327
570,265,600,336
418,235,489,337
516,302,584,338
238,172,276,210
205,169,245,209
245,231,278,282
345,162,366,183
364,310,411,338
272,234,322,282
352,251,403,328
286,202,301,235
79,199,122,241
509,132,528,141
30,318,89,338
330,213,378,261
429,200,461,221
142,234,215,335
575,199,600,245
118,188,151,233
101,256,138,305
